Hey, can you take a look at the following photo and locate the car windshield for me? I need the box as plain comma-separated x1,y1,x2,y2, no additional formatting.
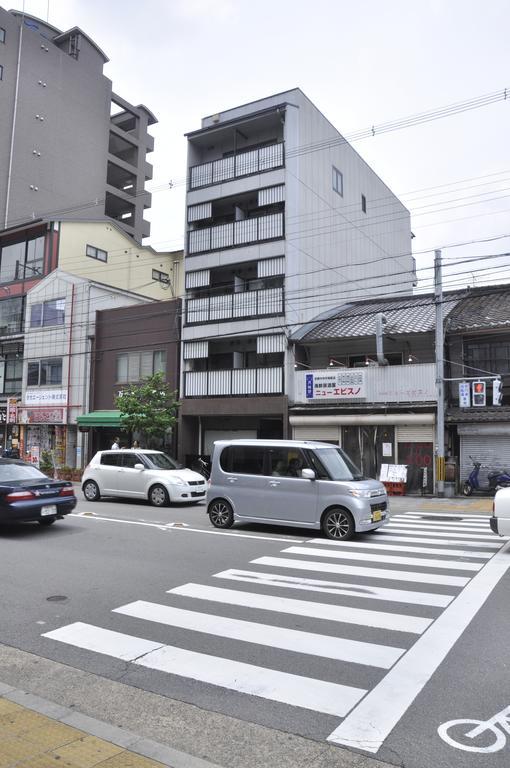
144,453,180,470
315,447,364,481
0,463,48,482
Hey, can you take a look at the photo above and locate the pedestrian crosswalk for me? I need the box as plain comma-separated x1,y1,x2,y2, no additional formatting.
42,511,510,754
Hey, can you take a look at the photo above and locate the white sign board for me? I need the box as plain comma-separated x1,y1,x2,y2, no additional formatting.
380,464,408,482
459,381,471,408
24,389,68,406
305,370,365,400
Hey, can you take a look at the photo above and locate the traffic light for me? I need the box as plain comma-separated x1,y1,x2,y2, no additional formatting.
493,378,503,406
472,380,486,406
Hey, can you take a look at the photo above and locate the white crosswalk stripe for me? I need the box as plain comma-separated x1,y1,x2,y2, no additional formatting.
41,511,510,756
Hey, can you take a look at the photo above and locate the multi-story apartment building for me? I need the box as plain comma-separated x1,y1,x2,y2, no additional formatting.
0,8,155,242
179,89,416,461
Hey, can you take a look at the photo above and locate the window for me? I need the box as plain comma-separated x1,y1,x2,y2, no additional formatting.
27,358,62,386
86,245,107,263
68,32,80,59
152,269,169,285
0,235,45,282
0,27,5,43
121,453,140,468
116,350,166,383
100,453,121,467
30,298,65,327
4,354,22,394
361,194,367,213
465,340,510,376
0,297,24,335
332,166,343,197
219,445,266,475
268,448,307,477
0,65,3,81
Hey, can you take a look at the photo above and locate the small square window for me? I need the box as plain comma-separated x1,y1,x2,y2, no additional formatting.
332,166,343,197
152,268,169,285
86,245,107,262
361,194,367,213
0,27,5,44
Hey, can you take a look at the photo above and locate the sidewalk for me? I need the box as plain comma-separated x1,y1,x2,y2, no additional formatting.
389,494,493,515
0,682,221,768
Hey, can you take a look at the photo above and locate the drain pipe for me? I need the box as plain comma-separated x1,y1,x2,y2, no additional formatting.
375,313,388,365
4,16,24,227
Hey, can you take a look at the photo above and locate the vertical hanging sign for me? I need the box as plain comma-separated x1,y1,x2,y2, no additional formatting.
458,382,471,408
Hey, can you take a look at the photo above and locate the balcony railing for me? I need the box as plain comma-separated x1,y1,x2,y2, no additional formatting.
188,212,284,255
190,142,284,190
185,366,283,397
186,286,283,325
293,363,436,404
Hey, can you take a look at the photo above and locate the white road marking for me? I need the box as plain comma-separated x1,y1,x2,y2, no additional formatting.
214,569,455,607
356,533,500,549
43,622,366,717
388,521,491,533
384,525,505,541
168,583,432,634
114,600,405,669
327,539,510,753
69,514,304,543
395,513,490,521
282,546,482,572
391,515,490,531
303,539,492,559
252,556,471,587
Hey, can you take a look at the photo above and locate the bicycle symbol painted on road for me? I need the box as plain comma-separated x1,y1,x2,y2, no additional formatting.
438,705,510,753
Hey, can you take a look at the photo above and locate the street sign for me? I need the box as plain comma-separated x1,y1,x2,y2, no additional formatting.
459,382,471,407
493,379,503,406
472,381,486,406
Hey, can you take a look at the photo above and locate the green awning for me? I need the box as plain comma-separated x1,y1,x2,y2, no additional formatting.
77,410,125,427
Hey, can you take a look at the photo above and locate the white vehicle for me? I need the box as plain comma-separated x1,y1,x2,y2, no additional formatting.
82,450,207,506
490,487,510,536
207,439,389,540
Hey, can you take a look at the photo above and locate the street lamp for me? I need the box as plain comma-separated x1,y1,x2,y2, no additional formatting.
294,361,312,370
328,358,346,367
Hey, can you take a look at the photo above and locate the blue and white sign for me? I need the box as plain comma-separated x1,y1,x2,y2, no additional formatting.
459,381,471,408
304,370,366,400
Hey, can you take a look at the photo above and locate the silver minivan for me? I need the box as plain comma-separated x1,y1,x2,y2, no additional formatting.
206,439,389,540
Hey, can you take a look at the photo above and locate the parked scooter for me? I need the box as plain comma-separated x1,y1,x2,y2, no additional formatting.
462,456,510,496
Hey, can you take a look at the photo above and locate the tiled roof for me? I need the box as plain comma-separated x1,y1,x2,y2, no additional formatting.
296,294,461,342
446,407,510,423
447,288,510,332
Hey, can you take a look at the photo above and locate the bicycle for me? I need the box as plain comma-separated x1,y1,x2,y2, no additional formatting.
438,705,510,753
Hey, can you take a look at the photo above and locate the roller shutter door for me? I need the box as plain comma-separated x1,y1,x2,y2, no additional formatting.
396,425,434,442
460,435,510,486
292,425,341,444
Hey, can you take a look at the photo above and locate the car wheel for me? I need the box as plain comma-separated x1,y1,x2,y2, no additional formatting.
83,480,101,502
462,482,473,497
149,484,169,507
208,499,234,529
38,518,56,526
322,507,354,540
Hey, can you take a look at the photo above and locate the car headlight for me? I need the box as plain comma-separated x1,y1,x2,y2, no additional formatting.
349,489,372,498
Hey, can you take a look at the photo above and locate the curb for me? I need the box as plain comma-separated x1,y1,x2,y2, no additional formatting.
0,681,224,768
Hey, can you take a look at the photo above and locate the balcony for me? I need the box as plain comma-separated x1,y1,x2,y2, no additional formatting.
188,212,284,256
293,363,436,405
186,286,283,325
190,142,284,190
185,367,283,397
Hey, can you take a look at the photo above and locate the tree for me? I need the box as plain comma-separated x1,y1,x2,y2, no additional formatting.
115,372,179,443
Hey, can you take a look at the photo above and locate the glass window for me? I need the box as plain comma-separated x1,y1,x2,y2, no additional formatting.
0,464,47,481
145,453,180,470
0,297,24,334
31,299,65,327
268,448,307,477
100,453,121,466
86,245,107,262
361,194,367,213
153,350,166,374
314,447,363,481
332,166,343,197
0,64,3,81
27,363,39,386
25,236,44,277
116,354,128,383
152,269,169,284
0,27,5,43
121,453,140,468
0,241,24,282
116,351,166,383
40,358,62,385
220,445,265,475
4,356,22,394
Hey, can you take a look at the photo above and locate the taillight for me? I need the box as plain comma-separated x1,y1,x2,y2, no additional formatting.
5,490,36,502
59,486,75,497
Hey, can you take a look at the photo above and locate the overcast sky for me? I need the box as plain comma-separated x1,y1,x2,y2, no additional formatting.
18,0,510,293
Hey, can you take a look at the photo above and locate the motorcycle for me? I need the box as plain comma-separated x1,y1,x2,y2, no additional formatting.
462,456,510,496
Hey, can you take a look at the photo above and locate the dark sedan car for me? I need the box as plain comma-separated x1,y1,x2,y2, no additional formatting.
0,459,77,526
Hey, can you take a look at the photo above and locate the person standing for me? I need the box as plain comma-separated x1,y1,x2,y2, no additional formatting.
111,437,120,450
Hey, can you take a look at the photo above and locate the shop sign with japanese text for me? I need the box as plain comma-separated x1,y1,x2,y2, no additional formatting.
24,389,67,406
305,370,366,400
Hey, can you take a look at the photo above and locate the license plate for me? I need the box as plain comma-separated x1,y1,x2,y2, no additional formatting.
372,510,382,522
41,505,57,517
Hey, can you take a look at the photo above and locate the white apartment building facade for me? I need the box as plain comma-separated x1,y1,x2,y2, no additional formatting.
179,89,415,462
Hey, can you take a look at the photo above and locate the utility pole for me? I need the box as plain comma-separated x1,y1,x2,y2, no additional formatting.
434,249,445,496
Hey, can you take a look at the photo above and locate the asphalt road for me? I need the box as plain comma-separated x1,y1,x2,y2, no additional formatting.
0,492,509,768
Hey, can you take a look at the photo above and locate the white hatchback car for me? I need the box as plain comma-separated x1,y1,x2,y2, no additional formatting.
491,487,510,536
82,450,208,506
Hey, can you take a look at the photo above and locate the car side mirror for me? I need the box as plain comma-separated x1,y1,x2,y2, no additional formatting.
301,468,316,480
134,463,145,470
